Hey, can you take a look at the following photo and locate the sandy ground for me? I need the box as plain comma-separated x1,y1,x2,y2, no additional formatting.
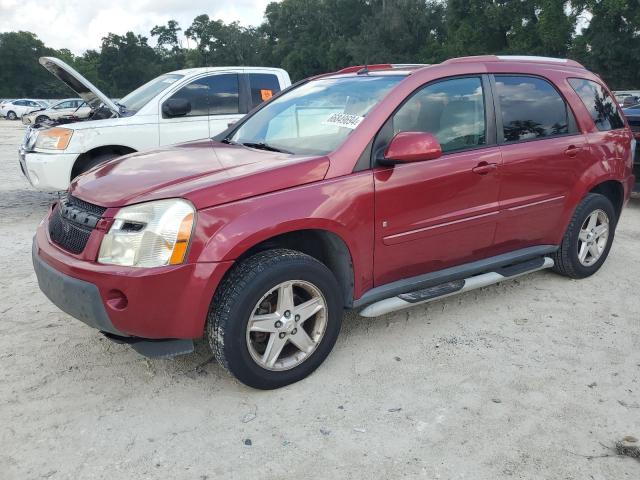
0,119,639,480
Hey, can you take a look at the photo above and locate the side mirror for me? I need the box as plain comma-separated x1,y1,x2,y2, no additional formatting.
162,98,191,118
383,131,442,164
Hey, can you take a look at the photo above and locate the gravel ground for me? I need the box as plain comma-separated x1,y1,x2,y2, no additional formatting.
1,119,639,479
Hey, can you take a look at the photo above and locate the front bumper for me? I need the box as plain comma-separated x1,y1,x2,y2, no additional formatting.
19,150,79,191
33,216,234,344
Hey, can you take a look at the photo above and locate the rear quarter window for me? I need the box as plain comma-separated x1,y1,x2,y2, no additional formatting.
568,78,625,131
248,73,281,108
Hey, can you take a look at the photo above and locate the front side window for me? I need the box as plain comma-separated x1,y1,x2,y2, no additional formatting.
568,78,625,131
248,73,281,108
495,75,569,142
165,77,210,117
54,101,74,109
392,77,486,153
230,75,403,155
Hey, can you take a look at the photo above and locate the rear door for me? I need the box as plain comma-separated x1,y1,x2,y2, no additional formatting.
373,75,502,285
492,74,587,249
206,73,243,136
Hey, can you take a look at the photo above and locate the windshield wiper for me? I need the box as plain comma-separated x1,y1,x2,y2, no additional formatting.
220,138,239,145
241,142,292,154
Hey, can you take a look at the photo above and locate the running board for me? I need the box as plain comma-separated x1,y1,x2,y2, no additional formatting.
359,256,554,318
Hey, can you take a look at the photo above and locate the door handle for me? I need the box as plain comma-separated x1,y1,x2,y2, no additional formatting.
565,145,582,157
472,162,498,175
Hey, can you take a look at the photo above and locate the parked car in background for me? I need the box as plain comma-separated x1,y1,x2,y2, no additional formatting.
614,91,640,105
622,103,640,191
1,99,48,120
22,98,91,125
622,96,639,108
19,57,291,191
33,56,634,389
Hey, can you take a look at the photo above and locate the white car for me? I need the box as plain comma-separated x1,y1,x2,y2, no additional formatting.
19,57,291,191
22,98,91,125
2,99,49,120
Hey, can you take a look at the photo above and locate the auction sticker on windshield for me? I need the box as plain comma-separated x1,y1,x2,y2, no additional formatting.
323,113,364,129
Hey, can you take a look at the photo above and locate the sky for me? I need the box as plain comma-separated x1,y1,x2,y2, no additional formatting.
0,0,275,54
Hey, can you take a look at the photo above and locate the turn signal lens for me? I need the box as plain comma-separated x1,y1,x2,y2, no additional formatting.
169,212,194,265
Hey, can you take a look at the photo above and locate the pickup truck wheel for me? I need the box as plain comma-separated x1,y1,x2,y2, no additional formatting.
6,111,17,120
207,249,343,389
553,193,616,279
73,151,119,179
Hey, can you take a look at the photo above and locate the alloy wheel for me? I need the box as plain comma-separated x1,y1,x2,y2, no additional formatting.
577,209,609,266
246,280,328,371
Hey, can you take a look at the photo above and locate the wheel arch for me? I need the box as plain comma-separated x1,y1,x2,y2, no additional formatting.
71,145,137,180
219,228,356,308
587,179,624,222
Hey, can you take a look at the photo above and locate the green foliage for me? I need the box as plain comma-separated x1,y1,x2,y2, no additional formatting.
0,1,639,97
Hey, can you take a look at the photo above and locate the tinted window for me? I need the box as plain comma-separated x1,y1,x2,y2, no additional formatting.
166,78,210,117
569,78,625,131
14,100,26,106
55,101,74,109
495,76,569,142
392,77,486,153
249,73,281,108
209,74,239,115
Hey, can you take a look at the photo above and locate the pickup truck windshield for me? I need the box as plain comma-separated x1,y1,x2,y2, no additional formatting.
119,73,184,112
230,75,404,155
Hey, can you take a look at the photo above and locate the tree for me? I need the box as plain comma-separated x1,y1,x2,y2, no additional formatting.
572,0,640,89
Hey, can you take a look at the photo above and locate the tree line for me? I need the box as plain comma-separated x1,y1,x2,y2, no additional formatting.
0,0,638,99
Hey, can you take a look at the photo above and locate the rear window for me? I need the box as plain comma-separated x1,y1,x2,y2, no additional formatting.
495,75,570,142
568,78,625,131
249,73,281,108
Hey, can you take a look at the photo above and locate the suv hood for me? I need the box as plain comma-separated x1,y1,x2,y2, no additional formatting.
70,140,330,209
39,57,120,116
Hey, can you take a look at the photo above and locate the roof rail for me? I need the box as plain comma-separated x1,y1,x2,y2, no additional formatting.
337,63,429,74
442,55,585,69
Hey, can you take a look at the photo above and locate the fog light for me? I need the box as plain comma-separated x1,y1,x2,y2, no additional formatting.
106,289,128,310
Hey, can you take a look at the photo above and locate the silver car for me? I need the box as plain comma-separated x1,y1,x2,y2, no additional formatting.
22,98,91,125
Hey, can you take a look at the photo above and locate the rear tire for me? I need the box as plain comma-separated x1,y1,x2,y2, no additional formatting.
553,193,616,279
6,111,16,120
207,249,343,389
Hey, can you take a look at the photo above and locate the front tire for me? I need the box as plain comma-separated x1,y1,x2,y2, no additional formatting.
207,249,343,389
35,115,49,124
553,193,616,279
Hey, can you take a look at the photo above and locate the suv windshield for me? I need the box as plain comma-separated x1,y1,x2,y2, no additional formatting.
230,75,404,155
119,73,184,112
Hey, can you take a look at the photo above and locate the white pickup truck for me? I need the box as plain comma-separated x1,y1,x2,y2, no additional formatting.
19,57,291,191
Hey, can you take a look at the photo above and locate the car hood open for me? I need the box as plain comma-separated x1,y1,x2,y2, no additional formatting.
39,57,120,117
70,140,330,210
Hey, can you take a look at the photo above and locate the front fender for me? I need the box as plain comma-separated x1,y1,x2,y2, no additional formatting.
189,171,375,298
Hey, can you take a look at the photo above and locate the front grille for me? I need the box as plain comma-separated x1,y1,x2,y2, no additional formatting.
48,195,106,254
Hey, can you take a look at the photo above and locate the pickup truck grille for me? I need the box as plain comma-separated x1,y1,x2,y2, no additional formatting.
48,195,107,254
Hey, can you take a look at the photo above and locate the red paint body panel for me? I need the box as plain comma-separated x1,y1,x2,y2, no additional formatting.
373,147,502,285
35,58,635,340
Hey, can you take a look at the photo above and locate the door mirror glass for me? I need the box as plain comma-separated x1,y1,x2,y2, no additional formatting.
162,98,191,118
384,131,442,164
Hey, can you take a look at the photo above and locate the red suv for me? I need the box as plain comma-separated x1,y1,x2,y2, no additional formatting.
33,56,635,389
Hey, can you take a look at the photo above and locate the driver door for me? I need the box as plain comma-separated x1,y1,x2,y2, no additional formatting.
373,75,502,286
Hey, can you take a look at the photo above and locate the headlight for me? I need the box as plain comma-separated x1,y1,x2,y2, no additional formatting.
98,199,195,267
34,127,73,150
